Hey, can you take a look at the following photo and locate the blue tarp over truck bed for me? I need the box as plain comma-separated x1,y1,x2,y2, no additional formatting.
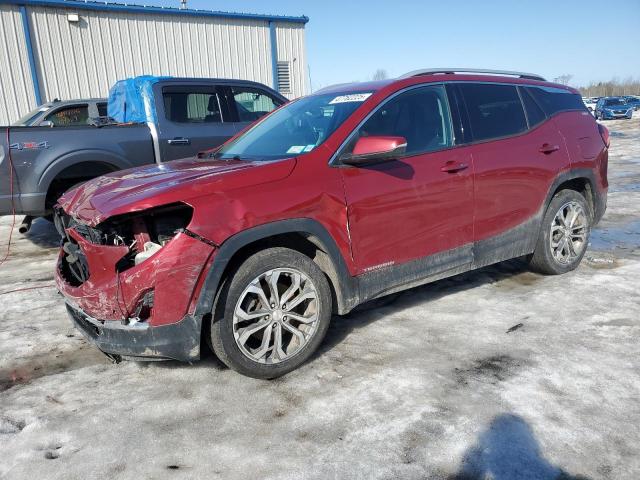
107,75,172,123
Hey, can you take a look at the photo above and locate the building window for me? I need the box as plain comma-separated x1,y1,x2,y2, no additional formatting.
277,61,291,94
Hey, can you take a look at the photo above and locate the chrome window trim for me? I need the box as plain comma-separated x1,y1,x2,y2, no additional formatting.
328,80,588,166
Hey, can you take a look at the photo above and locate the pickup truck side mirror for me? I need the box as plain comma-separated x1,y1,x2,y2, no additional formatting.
340,136,407,166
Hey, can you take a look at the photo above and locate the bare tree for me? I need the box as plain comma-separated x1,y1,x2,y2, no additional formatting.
578,77,640,97
372,69,388,81
553,74,573,86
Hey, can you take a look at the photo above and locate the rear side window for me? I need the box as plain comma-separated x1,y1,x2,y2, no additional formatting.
163,90,222,123
45,105,89,126
519,87,547,128
349,85,453,155
97,102,108,117
526,86,586,116
459,84,527,142
231,87,282,122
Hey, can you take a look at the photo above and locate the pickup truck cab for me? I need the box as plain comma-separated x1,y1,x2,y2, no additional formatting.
0,77,286,219
12,98,108,127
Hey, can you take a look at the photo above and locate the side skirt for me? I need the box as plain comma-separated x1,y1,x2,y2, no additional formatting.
354,214,541,305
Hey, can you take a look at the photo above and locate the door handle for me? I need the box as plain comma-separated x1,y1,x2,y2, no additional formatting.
539,143,560,154
167,137,191,145
440,162,469,173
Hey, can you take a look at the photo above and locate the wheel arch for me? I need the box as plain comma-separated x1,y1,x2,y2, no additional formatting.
40,150,131,209
544,169,598,219
193,219,358,321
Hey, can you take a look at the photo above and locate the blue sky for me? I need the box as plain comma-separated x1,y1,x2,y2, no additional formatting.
153,0,639,91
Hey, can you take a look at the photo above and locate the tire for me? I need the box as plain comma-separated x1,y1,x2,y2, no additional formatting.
209,247,332,379
528,189,591,275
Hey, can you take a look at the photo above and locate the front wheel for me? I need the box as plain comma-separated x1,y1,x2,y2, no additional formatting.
209,247,332,378
528,190,591,275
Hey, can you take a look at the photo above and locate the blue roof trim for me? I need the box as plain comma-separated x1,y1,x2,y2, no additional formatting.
0,0,309,24
19,5,42,105
269,21,279,92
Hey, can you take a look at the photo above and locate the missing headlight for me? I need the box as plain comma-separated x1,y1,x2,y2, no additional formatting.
96,203,193,271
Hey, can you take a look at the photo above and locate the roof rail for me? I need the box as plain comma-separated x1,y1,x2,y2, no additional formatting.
398,68,546,82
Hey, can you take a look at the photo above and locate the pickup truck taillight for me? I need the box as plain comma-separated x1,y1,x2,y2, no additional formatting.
598,124,610,148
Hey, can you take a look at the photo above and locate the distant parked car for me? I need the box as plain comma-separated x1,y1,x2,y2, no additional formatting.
595,97,633,120
583,97,598,114
12,98,108,126
623,96,640,111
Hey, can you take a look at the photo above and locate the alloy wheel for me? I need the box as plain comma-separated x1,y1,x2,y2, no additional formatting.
232,268,320,364
549,201,588,265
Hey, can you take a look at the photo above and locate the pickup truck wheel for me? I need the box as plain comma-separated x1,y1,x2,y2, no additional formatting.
528,189,591,275
210,247,332,379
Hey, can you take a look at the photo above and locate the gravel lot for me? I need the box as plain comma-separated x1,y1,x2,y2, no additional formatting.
1,117,639,480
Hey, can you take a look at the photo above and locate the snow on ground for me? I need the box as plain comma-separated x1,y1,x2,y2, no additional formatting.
1,118,639,480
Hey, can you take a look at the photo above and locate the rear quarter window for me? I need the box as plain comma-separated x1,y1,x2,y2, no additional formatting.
459,83,527,142
526,86,586,116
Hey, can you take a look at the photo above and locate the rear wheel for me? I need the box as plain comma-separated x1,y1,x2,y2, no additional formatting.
528,190,591,275
209,247,332,378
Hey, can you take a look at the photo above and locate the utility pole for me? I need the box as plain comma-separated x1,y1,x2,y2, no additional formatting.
180,0,187,9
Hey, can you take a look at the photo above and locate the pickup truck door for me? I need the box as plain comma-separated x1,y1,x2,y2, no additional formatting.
155,85,237,161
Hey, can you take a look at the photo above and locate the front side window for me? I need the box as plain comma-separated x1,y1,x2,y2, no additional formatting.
231,87,281,122
215,91,371,161
97,102,108,117
344,85,453,156
459,83,527,142
163,90,222,123
45,105,89,126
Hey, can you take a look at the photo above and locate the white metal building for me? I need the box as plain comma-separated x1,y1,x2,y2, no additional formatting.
0,0,308,125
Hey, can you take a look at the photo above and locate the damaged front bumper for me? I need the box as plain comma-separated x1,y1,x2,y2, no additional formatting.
55,206,217,362
65,302,202,362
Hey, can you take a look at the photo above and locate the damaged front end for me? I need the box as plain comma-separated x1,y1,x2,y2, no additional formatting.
54,202,216,362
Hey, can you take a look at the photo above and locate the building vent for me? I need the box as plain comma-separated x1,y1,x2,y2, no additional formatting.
277,61,291,94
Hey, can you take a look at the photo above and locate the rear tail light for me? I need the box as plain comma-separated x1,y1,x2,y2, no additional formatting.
598,124,610,148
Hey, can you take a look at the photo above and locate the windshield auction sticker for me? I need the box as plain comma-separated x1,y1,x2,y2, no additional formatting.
286,145,306,154
329,93,373,104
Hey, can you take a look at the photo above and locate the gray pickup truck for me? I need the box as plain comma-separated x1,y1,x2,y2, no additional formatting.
0,77,286,226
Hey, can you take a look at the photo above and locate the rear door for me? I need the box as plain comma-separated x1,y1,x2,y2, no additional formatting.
155,84,237,161
456,82,570,254
339,84,474,274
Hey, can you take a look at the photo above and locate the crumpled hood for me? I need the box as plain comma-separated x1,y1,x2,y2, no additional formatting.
58,157,296,226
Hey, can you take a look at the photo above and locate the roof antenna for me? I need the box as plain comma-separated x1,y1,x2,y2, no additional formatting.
180,0,187,9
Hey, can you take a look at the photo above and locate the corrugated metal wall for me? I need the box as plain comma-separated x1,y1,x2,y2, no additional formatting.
275,22,307,99
0,4,308,124
0,4,36,125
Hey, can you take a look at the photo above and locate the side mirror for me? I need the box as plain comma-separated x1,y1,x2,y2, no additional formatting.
340,136,407,166
39,120,54,127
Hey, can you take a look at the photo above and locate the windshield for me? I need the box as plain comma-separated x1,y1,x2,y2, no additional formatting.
604,98,626,106
214,92,373,161
12,106,51,126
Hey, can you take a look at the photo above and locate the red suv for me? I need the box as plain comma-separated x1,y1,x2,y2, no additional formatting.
55,69,609,378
